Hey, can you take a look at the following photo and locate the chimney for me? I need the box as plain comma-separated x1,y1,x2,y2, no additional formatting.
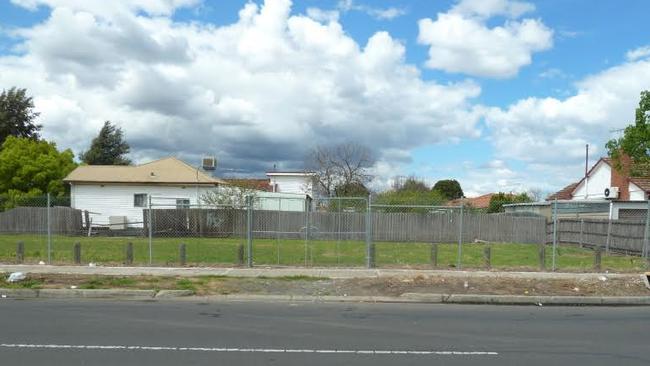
610,153,632,200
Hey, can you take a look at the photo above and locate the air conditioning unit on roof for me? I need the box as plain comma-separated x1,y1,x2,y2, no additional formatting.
604,186,619,199
202,156,217,171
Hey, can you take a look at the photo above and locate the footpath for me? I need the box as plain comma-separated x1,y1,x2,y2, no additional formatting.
1,264,649,306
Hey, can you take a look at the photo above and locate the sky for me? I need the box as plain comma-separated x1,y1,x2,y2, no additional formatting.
0,0,649,197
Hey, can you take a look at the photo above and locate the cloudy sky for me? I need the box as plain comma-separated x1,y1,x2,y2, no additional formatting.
1,0,649,196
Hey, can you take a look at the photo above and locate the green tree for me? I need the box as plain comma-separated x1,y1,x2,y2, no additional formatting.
432,179,464,200
487,192,532,213
334,181,369,197
0,136,77,208
0,87,42,145
606,90,650,174
80,121,131,165
375,177,446,212
394,177,429,193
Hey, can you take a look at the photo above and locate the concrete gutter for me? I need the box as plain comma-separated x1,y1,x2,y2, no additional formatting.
2,288,649,306
0,288,192,299
0,264,641,281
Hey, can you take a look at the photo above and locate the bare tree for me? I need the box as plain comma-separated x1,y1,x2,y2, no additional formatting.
527,188,544,202
306,143,375,197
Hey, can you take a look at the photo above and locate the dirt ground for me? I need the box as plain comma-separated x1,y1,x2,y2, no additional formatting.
3,272,649,297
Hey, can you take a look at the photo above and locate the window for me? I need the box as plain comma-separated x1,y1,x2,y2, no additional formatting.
134,194,147,208
176,199,190,209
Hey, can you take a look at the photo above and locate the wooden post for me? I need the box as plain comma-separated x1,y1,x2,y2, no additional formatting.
538,243,546,271
483,246,491,270
16,241,24,264
237,244,245,266
179,243,187,266
125,242,133,265
430,243,438,268
594,246,602,272
73,242,81,264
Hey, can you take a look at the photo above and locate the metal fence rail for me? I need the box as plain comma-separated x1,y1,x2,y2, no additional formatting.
0,194,649,269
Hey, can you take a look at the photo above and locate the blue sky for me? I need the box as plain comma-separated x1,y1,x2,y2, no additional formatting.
1,0,649,196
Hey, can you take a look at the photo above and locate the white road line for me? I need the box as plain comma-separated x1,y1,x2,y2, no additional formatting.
0,343,498,356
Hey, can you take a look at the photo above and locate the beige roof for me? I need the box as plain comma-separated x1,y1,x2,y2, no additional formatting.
64,157,225,185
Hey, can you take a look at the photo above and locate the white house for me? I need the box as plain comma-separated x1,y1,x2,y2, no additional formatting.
266,171,316,197
64,157,225,227
548,157,650,201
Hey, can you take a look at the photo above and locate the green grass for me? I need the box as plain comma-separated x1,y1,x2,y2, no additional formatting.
0,234,647,272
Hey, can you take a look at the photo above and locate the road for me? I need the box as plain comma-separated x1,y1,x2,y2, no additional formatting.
0,299,648,365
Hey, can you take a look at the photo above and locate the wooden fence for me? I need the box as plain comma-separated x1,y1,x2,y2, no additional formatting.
144,209,547,244
552,218,647,254
0,206,83,234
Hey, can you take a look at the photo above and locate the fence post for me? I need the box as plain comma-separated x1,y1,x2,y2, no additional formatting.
579,219,584,248
366,195,375,268
47,192,52,264
594,246,602,272
73,242,81,264
430,243,438,268
457,203,464,270
237,244,244,266
179,243,187,266
304,196,312,267
148,195,153,265
125,242,133,265
16,241,24,264
605,218,612,256
642,200,650,259
538,243,545,271
552,199,558,271
483,245,491,270
246,195,253,268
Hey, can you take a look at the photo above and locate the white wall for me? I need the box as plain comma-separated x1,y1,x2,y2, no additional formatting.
71,184,216,226
629,182,647,200
572,161,611,200
268,175,313,196
611,200,649,220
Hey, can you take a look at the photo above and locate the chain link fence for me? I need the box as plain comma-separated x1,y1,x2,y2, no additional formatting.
0,194,648,271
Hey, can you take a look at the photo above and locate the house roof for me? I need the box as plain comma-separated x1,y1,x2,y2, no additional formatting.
223,178,272,191
547,182,579,201
266,171,315,176
449,193,494,209
64,157,225,185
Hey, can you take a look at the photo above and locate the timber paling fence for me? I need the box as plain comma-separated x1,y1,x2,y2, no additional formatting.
0,195,649,267
551,218,649,255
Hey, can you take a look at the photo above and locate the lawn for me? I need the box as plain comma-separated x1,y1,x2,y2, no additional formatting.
0,234,646,272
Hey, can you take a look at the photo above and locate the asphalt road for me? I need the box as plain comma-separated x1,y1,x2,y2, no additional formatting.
0,299,648,366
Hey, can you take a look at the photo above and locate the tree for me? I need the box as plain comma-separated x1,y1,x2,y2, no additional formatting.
432,179,464,200
393,176,429,193
0,87,42,145
200,185,257,209
487,192,532,213
80,121,131,165
0,136,76,208
606,90,650,175
334,181,369,197
306,142,375,197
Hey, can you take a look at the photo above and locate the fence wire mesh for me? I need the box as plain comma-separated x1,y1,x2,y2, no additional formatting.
0,194,648,271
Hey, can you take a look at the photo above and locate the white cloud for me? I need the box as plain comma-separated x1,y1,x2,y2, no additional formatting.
451,0,535,19
306,7,339,23
485,53,650,186
337,0,406,21
626,45,650,61
417,0,553,78
10,0,200,16
0,0,481,176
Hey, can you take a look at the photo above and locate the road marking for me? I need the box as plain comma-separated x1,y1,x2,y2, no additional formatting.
0,343,498,356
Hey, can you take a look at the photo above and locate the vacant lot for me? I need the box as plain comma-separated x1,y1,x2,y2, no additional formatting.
0,234,646,272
